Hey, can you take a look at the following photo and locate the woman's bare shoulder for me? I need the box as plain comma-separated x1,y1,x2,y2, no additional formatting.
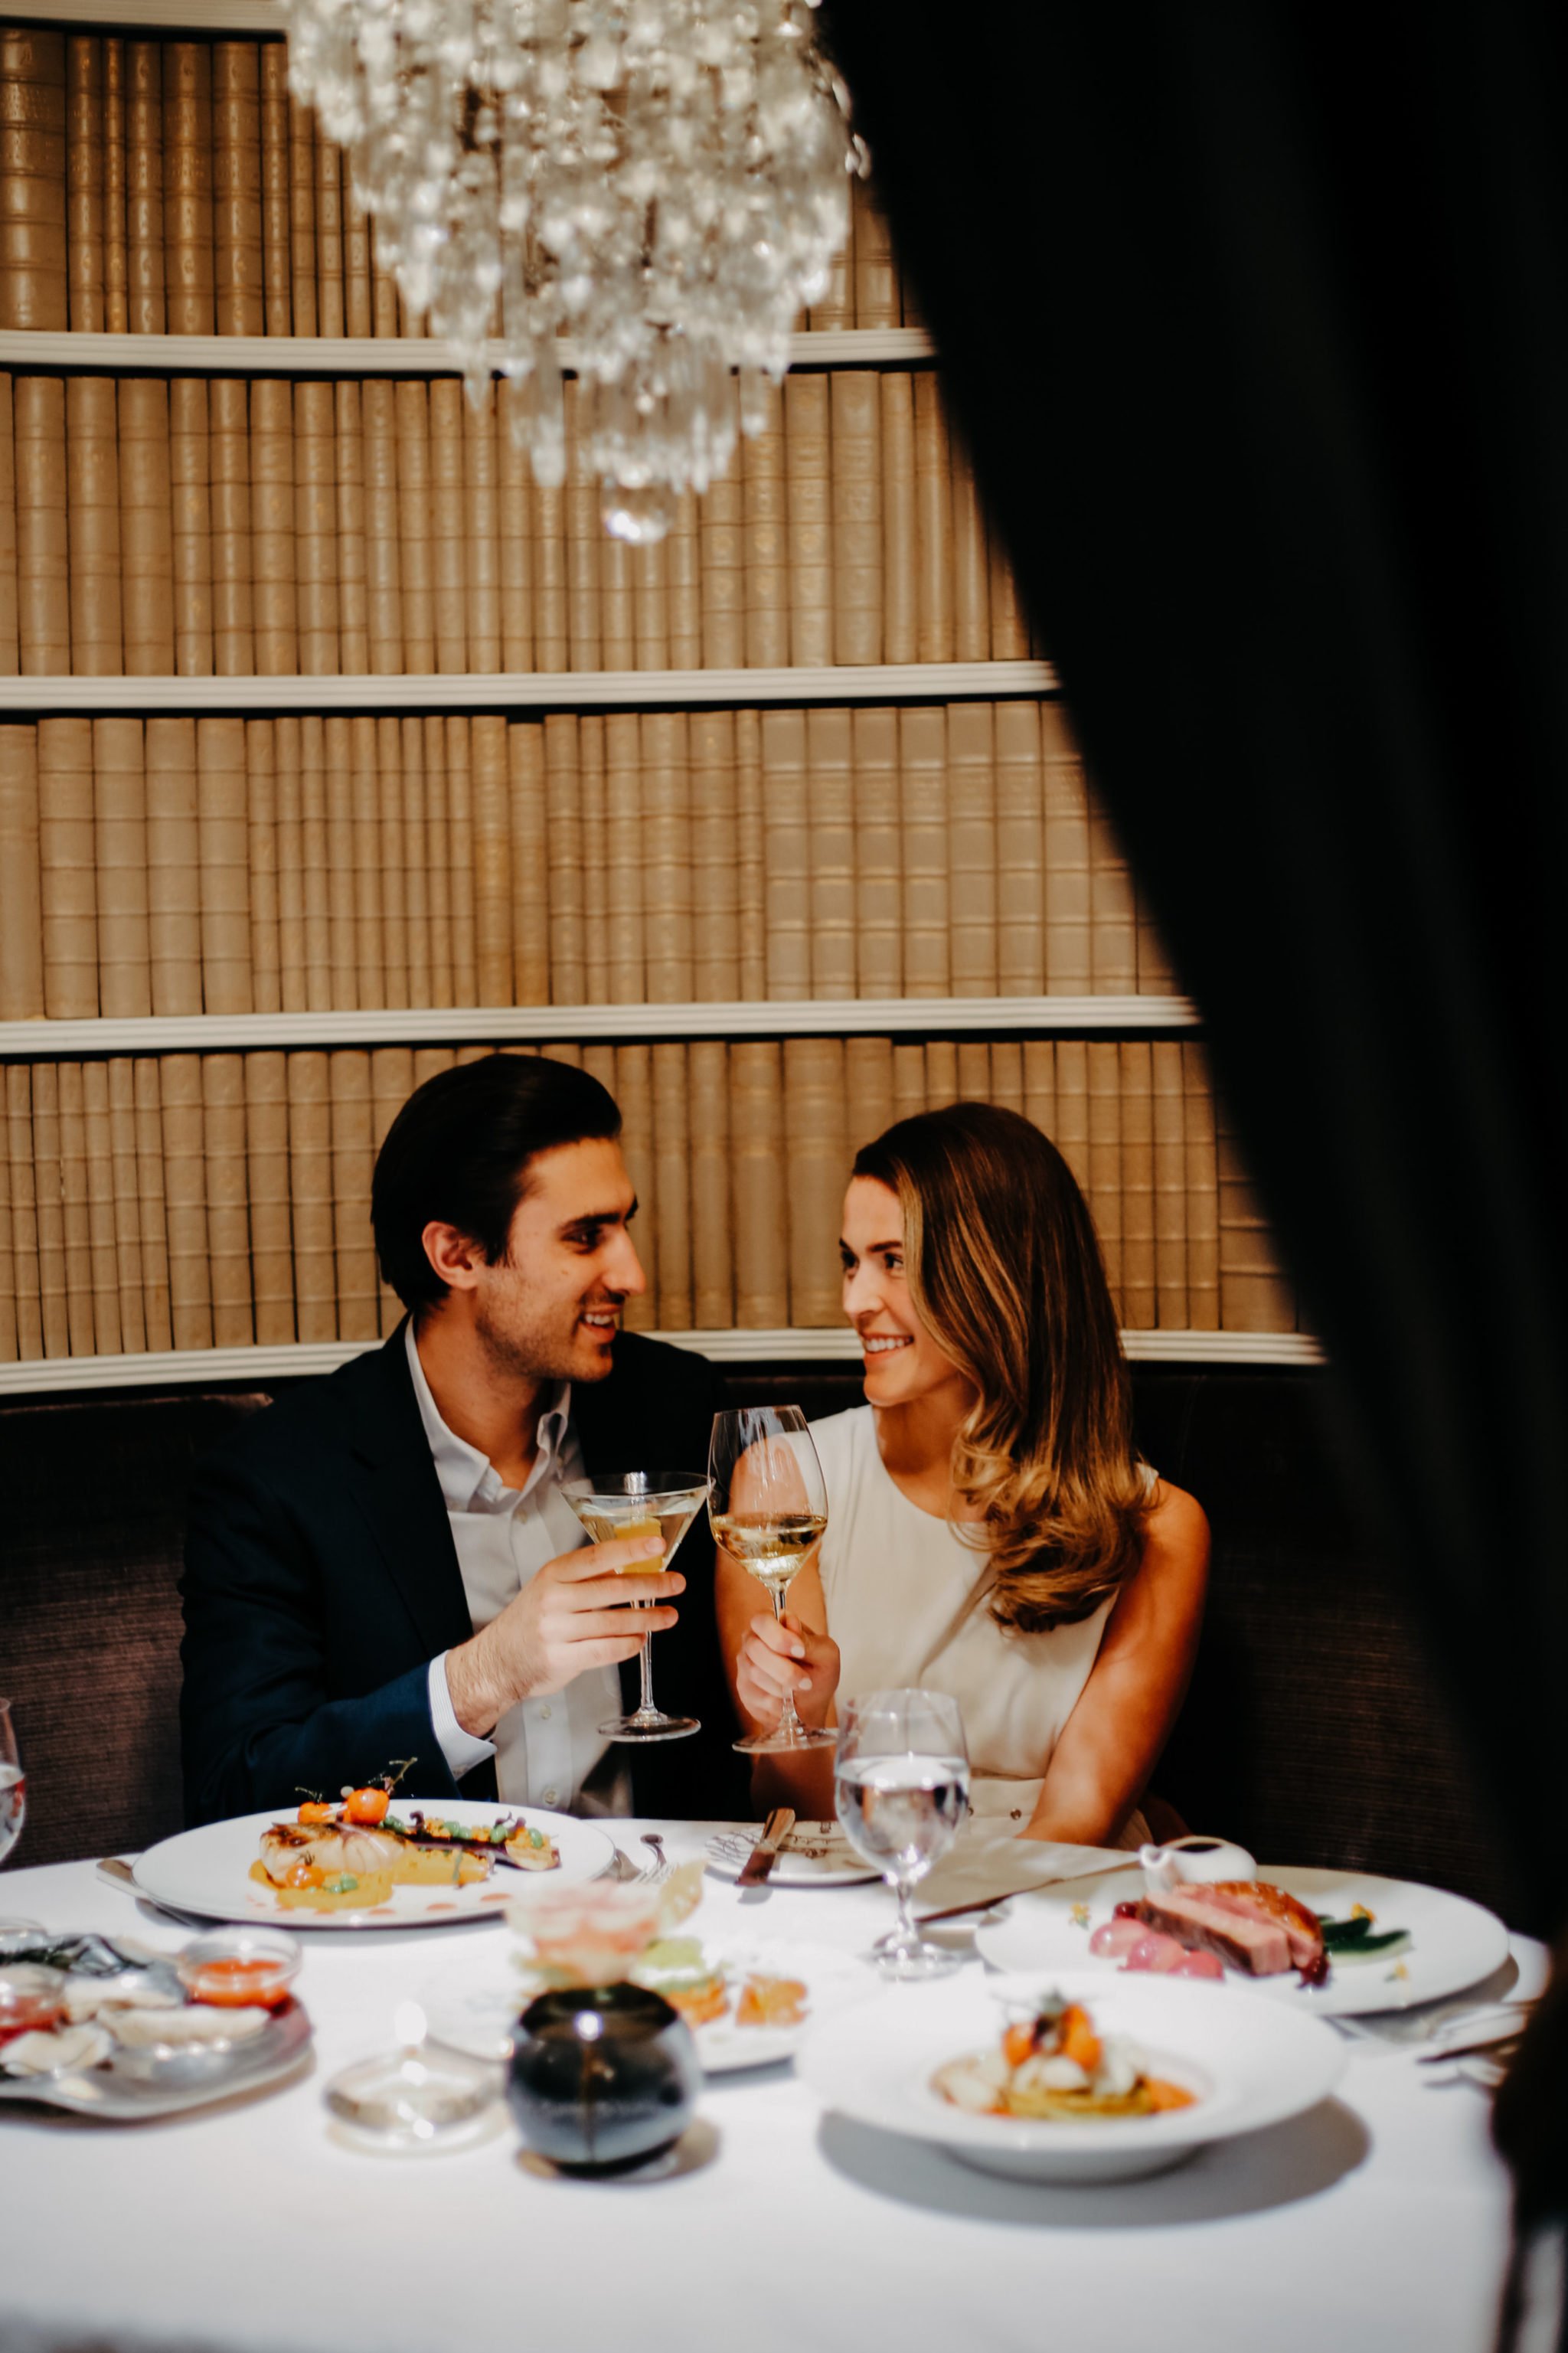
1142,1478,1210,1577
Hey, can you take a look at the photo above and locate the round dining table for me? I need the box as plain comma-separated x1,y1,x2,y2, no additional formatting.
0,1826,1540,2353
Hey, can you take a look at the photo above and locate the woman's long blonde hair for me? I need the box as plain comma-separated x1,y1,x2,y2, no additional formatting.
853,1101,1149,1632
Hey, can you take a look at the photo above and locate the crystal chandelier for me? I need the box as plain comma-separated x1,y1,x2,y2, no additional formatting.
285,0,861,541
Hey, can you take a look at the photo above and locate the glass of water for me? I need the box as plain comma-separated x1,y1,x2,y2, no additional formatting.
0,1701,24,1868
834,1688,969,1980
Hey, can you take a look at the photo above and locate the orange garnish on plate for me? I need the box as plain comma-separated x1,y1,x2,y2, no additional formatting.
1059,2004,1102,2076
342,1786,390,1826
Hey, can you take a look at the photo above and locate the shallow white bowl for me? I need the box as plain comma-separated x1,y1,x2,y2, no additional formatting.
798,1967,1346,2185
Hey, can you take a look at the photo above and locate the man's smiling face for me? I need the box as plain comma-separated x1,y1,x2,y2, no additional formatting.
461,1135,647,1385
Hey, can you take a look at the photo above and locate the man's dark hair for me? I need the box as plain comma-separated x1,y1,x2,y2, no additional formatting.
371,1054,622,1315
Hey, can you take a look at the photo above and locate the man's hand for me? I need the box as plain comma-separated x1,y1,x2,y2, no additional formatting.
444,1534,681,1736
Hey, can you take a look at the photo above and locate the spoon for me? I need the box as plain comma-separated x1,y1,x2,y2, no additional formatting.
640,1833,671,1881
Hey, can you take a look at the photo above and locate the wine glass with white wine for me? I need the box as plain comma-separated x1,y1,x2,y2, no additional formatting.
708,1406,836,1755
560,1471,709,1741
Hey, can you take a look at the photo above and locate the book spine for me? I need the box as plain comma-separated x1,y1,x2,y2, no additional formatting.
530,445,568,672
118,375,174,675
900,703,949,995
988,525,1030,659
66,34,104,332
743,379,789,668
577,716,607,1003
330,1047,379,1340
642,711,691,1004
5,1061,41,1356
133,1054,171,1348
369,1044,413,1331
0,374,17,675
1119,1039,1157,1328
1217,1100,1295,1332
286,92,315,335
57,1058,94,1351
688,1038,731,1325
1086,1040,1122,1312
244,1047,292,1342
564,380,599,673
322,712,356,1008
331,379,368,670
37,715,97,1017
208,377,253,675
995,700,1045,994
614,1042,655,1328
374,714,407,1009
472,713,511,1004
508,720,549,1004
851,704,900,996
852,183,899,328
159,1051,211,1348
398,714,430,1008
250,377,297,675
1040,701,1092,991
605,711,645,1004
831,371,881,664
808,196,852,330
1089,786,1138,995
0,28,67,332
445,714,477,1003
735,707,766,1000
600,508,634,672
212,39,263,335
124,38,162,333
464,382,501,673
923,1038,957,1103
106,1055,143,1351
430,377,467,675
988,1038,1024,1115
946,699,997,997
361,377,401,674
890,1038,926,1126
956,1038,990,1100
631,534,666,673
341,176,371,338
312,113,342,335
699,425,743,668
292,377,338,672
169,375,211,676
202,1050,252,1343
496,381,533,672
1181,1043,1220,1331
1053,1038,1090,1197
299,714,332,1009
783,372,832,668
729,1041,788,1325
15,375,70,675
162,41,213,335
420,714,451,1007
667,489,701,670
196,714,252,1014
651,1041,691,1327
93,715,149,1018
950,438,990,662
913,373,952,662
844,1033,894,1156
760,707,810,1001
273,713,305,1009
784,1038,846,1326
0,1070,11,1360
66,373,122,675
1151,1038,1187,1328
394,379,433,671
246,717,280,1014
369,216,398,338
287,1048,335,1339
690,709,738,1002
880,370,917,665
1022,1037,1055,1139
259,41,290,334
0,721,43,1018
807,704,855,998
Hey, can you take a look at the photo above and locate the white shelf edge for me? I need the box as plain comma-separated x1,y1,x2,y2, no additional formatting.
0,0,287,23
0,995,1198,1057
0,660,1053,714
0,1325,1325,1395
0,325,933,371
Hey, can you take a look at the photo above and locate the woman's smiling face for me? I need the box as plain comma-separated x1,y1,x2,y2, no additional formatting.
839,1175,967,1407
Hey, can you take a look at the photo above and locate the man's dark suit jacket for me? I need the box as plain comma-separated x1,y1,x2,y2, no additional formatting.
180,1324,750,1825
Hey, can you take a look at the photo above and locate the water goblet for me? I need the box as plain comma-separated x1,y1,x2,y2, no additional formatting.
834,1688,970,1980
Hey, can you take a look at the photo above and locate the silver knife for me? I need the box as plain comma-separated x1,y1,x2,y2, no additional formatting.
737,1806,796,1888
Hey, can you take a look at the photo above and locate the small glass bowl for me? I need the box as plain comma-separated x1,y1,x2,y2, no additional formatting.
175,1927,302,2011
0,1963,67,2042
324,2042,501,2152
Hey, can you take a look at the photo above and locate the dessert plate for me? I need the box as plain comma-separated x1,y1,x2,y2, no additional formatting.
976,1865,1509,2017
136,1802,616,1932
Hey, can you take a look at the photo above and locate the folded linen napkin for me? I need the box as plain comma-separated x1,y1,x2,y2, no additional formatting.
913,1824,1138,1915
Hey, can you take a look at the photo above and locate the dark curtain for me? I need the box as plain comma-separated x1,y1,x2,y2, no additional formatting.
817,0,1568,2281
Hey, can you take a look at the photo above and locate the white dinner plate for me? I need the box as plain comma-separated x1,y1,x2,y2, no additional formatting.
799,1967,1346,2185
135,1802,616,1932
422,1935,874,2074
975,1864,1510,2016
705,1821,878,1887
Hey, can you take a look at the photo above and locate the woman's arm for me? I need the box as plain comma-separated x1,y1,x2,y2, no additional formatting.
1020,1481,1210,1846
715,1544,838,1816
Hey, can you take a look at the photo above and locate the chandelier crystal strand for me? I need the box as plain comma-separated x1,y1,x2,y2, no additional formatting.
286,0,862,541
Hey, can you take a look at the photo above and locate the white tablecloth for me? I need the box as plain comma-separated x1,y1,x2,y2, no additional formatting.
0,1829,1540,2353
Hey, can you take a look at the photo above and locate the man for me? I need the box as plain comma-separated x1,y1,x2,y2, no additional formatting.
181,1054,747,1824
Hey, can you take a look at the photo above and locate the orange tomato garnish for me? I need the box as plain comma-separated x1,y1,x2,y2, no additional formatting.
1059,2004,1102,2077
1002,2022,1036,2070
1145,2078,1195,2112
297,1800,333,1824
281,1861,322,1889
342,1786,390,1825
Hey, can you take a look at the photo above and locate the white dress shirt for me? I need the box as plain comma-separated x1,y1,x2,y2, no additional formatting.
407,1324,624,1812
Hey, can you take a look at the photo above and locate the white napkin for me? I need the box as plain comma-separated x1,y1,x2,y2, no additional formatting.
913,1823,1139,1914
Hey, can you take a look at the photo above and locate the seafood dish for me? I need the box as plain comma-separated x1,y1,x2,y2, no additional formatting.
0,1930,302,2090
933,1992,1197,2122
252,1769,559,1913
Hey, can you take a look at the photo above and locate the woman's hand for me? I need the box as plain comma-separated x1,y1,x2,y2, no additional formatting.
736,1610,841,1732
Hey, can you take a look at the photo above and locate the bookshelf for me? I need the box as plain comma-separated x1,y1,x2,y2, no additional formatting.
0,328,936,372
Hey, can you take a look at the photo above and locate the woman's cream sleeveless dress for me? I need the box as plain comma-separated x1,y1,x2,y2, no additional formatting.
812,1405,1152,1842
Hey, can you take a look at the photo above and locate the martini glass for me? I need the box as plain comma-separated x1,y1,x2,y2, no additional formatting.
561,1472,709,1742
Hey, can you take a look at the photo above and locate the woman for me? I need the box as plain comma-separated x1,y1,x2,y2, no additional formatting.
717,1103,1210,1844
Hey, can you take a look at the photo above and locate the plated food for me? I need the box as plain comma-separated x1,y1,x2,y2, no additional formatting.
933,1992,1196,2121
252,1796,560,1914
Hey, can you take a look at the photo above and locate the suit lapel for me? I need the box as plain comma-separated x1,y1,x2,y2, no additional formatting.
338,1327,475,1659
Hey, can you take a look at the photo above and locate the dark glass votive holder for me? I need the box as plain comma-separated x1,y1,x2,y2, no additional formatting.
506,1982,701,2174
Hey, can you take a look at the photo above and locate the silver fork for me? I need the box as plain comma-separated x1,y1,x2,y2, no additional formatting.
640,1832,672,1884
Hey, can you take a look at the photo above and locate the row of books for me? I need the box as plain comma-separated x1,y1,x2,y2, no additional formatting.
0,27,913,338
0,1037,1297,1365
0,365,1032,677
0,703,1175,1021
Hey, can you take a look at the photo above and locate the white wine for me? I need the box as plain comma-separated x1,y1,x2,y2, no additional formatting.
710,1511,828,1597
